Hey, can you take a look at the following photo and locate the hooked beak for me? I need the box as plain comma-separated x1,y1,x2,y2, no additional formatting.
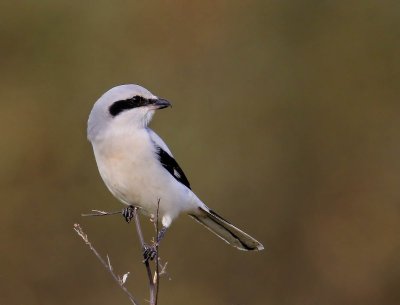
152,98,172,110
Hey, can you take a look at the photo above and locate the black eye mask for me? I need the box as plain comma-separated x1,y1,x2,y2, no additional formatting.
109,95,152,117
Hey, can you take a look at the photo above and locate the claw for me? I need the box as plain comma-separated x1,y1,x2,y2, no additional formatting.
143,243,157,263
122,206,135,223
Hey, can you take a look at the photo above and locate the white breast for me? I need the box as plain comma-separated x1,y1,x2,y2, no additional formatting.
91,127,199,227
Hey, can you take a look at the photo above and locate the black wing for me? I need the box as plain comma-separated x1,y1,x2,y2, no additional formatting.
156,146,191,189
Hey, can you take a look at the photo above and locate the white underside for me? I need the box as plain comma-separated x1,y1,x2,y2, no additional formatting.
91,126,203,227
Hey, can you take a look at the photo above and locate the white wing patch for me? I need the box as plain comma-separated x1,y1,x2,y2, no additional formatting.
173,169,181,179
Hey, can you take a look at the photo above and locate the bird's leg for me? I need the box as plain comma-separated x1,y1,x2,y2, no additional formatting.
156,226,167,244
143,226,167,262
122,205,136,223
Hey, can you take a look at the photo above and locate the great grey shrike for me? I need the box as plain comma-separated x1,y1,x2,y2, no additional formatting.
87,84,264,254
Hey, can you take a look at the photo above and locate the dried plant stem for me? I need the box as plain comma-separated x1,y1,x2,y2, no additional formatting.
131,207,156,305
81,209,121,217
73,223,139,305
154,200,160,305
78,204,164,305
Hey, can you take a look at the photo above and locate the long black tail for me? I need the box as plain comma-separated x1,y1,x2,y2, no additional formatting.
189,207,264,251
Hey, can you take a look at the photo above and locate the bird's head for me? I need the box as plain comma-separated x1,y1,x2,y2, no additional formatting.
87,84,171,142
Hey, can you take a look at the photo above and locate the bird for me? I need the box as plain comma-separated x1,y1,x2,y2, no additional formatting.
87,84,264,258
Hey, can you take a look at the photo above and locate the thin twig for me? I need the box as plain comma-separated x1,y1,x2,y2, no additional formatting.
79,204,164,304
155,199,160,305
81,209,121,217
131,208,156,305
73,223,139,305
158,261,169,278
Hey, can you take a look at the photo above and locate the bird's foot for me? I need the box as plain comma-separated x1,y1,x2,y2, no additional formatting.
122,205,135,223
143,243,158,263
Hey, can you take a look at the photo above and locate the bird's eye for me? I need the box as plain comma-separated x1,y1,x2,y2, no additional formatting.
129,95,147,104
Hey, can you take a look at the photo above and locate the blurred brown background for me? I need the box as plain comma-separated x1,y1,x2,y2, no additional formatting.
1,1,399,305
